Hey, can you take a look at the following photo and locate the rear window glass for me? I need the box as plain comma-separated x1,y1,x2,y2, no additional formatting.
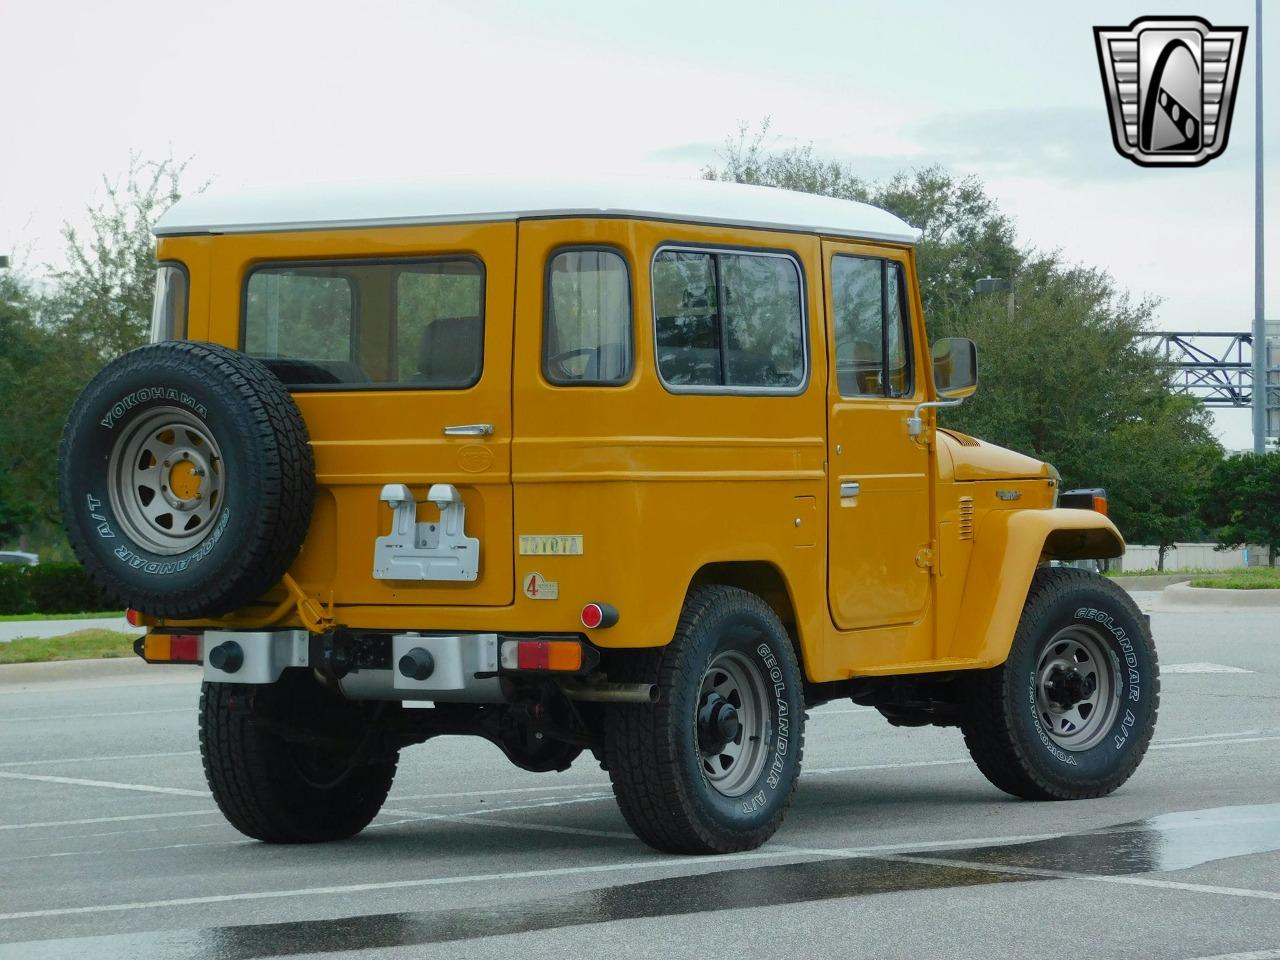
652,248,804,392
544,248,632,385
243,258,484,389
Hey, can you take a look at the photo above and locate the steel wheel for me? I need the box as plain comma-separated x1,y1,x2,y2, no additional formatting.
107,406,224,556
1034,625,1121,752
697,650,770,797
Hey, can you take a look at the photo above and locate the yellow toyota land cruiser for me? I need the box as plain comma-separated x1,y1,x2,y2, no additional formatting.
58,177,1158,854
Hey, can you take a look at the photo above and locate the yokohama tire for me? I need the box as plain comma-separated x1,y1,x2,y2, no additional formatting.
961,567,1160,800
200,671,398,843
604,585,805,854
58,341,314,619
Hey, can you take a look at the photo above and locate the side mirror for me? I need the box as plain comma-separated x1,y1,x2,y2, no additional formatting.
908,338,979,439
931,337,978,399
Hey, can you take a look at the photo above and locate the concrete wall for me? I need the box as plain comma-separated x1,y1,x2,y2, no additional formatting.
1118,542,1258,571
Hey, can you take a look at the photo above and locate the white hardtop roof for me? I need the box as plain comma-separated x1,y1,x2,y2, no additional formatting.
153,175,921,244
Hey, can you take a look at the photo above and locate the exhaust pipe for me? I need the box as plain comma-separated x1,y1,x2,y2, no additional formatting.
559,678,659,704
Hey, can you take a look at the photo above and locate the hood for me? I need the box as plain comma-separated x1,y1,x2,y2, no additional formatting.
938,429,1052,482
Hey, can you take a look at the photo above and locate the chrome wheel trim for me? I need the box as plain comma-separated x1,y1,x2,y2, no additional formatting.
697,650,771,798
106,406,225,557
1034,625,1120,752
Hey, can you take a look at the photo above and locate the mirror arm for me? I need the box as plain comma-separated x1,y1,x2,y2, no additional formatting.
907,397,966,438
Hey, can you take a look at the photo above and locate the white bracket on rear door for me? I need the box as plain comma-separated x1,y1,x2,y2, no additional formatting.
373,483,479,582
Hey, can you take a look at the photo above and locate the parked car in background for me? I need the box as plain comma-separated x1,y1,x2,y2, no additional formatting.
0,551,39,566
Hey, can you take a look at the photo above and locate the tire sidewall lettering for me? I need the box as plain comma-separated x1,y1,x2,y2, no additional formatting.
685,613,803,828
1013,584,1156,780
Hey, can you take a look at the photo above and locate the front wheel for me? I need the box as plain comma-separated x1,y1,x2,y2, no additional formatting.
200,670,398,843
604,585,805,853
961,567,1159,800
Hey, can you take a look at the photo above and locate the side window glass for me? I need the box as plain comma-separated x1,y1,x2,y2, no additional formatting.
653,248,806,391
831,256,884,397
544,248,633,384
245,270,354,364
720,254,804,388
885,263,911,397
832,255,914,398
653,251,720,386
395,261,485,388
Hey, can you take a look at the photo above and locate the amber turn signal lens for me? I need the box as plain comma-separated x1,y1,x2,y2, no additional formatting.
1092,494,1109,516
500,640,584,672
142,633,201,663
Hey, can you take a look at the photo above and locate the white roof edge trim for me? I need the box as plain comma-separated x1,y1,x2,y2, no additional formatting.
152,177,922,244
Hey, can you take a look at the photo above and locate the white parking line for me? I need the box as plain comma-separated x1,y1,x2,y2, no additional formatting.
0,772,210,798
1163,662,1255,674
0,849,803,921
0,708,188,723
0,809,214,832
882,852,1280,902
1184,951,1280,960
1155,730,1263,743
4,812,1277,922
1152,736,1280,751
0,750,199,769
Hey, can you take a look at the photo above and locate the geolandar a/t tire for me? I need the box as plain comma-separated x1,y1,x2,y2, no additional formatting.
58,341,314,620
604,585,805,854
961,567,1159,800
200,671,398,843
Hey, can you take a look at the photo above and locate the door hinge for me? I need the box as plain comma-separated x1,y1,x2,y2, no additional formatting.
915,542,936,570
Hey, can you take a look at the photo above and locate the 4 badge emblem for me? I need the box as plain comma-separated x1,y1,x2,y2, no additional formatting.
1094,16,1248,167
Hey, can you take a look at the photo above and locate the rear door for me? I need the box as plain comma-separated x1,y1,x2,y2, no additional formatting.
234,223,516,606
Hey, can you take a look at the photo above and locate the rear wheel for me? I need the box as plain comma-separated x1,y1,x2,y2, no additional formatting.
200,671,398,843
604,585,805,853
961,567,1159,800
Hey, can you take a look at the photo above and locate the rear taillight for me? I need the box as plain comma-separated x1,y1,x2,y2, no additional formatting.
142,633,201,663
500,639,584,672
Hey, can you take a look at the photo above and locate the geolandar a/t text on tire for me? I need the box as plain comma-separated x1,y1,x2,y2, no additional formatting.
60,177,1157,854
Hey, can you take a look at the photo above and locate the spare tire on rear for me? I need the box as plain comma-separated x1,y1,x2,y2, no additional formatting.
58,341,314,620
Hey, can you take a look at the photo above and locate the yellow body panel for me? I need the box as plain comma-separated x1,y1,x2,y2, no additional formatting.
154,215,1124,683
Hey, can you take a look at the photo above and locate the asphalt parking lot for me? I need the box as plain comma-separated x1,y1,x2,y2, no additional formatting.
0,592,1276,960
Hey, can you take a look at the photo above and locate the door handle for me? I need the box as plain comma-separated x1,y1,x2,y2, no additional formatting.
442,424,494,437
840,481,861,498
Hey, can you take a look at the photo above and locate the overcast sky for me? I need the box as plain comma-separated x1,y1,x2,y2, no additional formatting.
1,0,1274,446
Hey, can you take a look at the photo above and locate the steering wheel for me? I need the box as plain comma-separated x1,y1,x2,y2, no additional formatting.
547,347,597,380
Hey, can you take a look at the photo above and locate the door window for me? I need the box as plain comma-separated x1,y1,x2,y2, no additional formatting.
831,255,913,398
544,247,633,385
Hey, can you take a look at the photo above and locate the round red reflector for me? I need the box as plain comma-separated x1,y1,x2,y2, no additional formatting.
125,608,142,627
581,603,603,629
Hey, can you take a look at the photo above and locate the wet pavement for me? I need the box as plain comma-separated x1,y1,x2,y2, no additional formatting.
0,599,1277,959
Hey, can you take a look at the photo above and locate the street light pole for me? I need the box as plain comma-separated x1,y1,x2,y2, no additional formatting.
1253,0,1267,452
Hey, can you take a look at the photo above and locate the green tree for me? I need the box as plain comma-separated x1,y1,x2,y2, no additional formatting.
1201,452,1280,566
0,270,100,549
44,156,189,360
0,156,193,554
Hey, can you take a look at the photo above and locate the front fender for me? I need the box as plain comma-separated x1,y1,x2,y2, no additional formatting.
945,508,1124,667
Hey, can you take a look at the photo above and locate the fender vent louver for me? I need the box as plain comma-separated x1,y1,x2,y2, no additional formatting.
958,496,975,540
940,428,981,447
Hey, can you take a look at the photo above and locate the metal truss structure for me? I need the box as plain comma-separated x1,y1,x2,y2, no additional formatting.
1141,332,1279,418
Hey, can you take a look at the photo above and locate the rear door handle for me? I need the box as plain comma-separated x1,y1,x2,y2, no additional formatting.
840,481,861,498
443,424,494,437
